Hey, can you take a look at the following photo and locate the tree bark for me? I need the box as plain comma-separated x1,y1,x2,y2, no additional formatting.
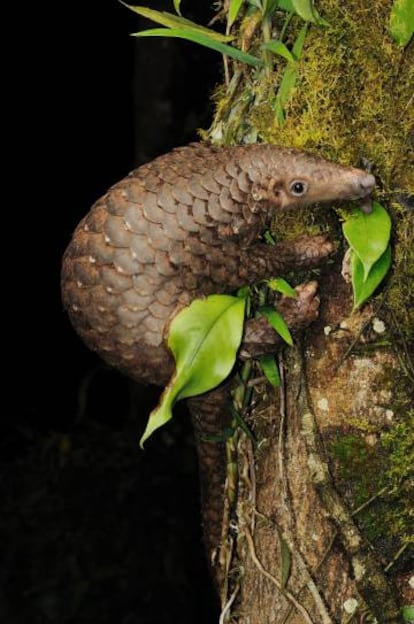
207,1,413,622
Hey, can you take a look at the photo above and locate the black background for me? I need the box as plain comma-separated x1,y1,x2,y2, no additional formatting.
3,2,221,622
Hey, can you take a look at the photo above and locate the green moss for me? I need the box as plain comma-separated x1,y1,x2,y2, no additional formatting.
330,433,387,504
329,412,414,565
381,411,414,545
384,211,414,341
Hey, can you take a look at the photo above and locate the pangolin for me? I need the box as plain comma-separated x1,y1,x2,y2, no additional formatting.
61,142,375,567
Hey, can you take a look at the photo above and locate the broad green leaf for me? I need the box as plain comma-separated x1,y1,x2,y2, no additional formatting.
132,28,264,68
261,39,295,62
278,0,328,24
274,23,307,124
122,3,234,42
390,0,414,46
139,295,246,446
259,355,281,387
173,0,182,16
279,0,314,21
278,0,296,13
168,295,246,397
351,245,392,310
343,201,392,281
228,0,245,28
258,306,293,345
402,605,414,622
292,0,328,24
267,277,297,297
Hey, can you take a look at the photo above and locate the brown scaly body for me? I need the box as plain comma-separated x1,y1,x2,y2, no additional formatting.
61,142,375,565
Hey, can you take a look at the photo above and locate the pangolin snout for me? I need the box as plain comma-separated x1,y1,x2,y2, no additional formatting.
352,173,376,197
349,172,376,213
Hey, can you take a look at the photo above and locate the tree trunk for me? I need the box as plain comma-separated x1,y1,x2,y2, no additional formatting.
207,1,413,622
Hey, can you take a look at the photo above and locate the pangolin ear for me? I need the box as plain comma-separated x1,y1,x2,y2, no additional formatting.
251,181,269,202
251,179,283,208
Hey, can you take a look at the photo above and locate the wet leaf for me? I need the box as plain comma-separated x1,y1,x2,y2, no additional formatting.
248,0,263,9
228,0,245,28
258,307,293,345
267,277,297,297
274,23,307,124
263,230,276,244
343,201,391,281
262,0,279,18
259,355,281,387
351,245,392,310
278,0,328,25
261,39,295,62
123,3,234,42
389,0,414,46
132,28,263,68
401,605,414,622
140,295,246,446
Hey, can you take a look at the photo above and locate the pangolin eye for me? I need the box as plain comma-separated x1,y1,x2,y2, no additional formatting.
289,180,308,196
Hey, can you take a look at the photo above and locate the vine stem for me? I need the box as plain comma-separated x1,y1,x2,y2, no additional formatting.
384,542,408,573
243,523,315,624
219,584,240,624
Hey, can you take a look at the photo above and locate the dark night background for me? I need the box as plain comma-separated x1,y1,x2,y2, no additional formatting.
3,2,221,622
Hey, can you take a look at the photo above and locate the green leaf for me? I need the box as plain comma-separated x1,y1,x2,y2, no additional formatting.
132,28,264,68
290,20,308,60
122,2,234,42
237,285,251,298
259,355,281,387
262,0,279,17
173,0,182,16
267,277,297,297
258,307,293,345
168,295,246,397
278,0,297,13
248,0,263,10
390,0,414,46
280,536,292,588
263,230,276,244
139,295,246,446
278,0,328,25
228,0,245,28
139,387,175,448
343,201,392,281
283,0,314,21
261,39,295,62
402,605,414,622
274,23,307,124
351,245,392,310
